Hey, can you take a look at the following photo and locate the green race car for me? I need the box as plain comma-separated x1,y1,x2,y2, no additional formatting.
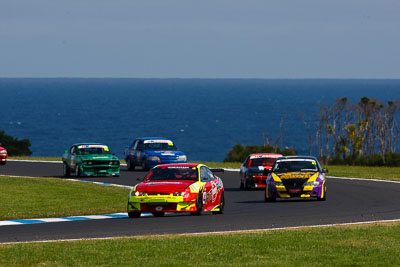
62,143,120,177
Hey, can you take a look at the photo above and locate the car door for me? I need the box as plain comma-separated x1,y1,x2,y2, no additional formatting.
135,140,144,165
200,166,214,209
67,146,77,169
240,156,249,183
128,140,139,165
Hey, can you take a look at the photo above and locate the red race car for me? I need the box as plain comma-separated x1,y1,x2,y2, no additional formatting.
239,153,282,190
127,163,225,218
0,143,7,165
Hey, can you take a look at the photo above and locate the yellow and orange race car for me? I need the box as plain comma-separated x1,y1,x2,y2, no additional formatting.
127,163,224,218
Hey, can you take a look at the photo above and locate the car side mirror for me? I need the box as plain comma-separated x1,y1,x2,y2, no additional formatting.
322,168,328,173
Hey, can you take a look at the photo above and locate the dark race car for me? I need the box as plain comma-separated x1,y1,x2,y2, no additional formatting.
265,156,327,201
124,137,187,171
239,153,282,190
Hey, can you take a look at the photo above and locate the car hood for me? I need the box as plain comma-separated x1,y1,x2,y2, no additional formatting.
144,150,185,157
136,180,195,193
274,171,319,180
80,154,119,161
0,147,6,152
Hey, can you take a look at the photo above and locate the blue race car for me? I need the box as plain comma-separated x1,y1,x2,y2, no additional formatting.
124,137,187,171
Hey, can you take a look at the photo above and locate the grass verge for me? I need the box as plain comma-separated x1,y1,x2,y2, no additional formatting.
0,176,129,220
7,157,400,181
0,222,399,266
326,165,400,181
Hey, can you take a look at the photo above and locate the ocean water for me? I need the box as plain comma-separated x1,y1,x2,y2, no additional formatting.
1,78,399,162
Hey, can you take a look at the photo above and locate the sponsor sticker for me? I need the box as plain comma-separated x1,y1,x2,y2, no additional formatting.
144,140,173,144
78,145,108,149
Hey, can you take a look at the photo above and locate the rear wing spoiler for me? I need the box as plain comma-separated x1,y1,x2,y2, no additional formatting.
210,168,224,173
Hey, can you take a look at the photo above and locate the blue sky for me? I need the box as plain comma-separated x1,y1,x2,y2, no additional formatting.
1,0,399,78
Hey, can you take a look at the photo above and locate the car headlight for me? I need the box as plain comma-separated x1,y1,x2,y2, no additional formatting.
84,160,93,165
148,156,160,161
177,155,187,161
132,191,147,196
173,192,183,196
110,161,119,165
304,181,320,186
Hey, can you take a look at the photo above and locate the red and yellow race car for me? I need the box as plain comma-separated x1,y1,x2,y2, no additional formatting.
0,143,7,165
127,163,224,218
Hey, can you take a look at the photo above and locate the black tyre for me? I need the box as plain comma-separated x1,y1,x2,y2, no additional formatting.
264,189,276,202
128,212,141,218
152,212,165,217
240,178,244,190
141,159,149,171
190,194,203,216
244,178,251,190
63,162,70,177
0,161,5,165
212,191,225,214
265,196,276,202
317,186,326,201
75,164,81,178
126,158,135,171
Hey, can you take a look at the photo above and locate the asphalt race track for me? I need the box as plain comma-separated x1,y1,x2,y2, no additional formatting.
1,161,400,243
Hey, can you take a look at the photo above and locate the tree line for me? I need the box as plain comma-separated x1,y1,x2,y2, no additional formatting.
0,130,32,156
305,97,400,166
225,97,400,166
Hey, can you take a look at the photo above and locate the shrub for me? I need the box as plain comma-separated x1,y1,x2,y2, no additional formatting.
224,143,296,162
0,130,32,156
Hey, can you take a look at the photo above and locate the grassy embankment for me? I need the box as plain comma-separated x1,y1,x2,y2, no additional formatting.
0,176,128,220
0,222,399,266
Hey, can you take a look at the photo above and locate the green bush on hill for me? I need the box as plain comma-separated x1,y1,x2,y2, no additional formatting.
0,130,32,156
224,143,296,162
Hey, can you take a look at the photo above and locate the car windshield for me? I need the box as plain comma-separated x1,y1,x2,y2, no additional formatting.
143,142,177,150
272,160,319,173
78,148,110,155
145,167,198,181
249,158,277,167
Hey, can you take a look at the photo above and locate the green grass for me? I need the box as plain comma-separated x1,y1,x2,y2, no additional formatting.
0,176,129,220
7,157,400,181
0,222,399,266
326,165,400,181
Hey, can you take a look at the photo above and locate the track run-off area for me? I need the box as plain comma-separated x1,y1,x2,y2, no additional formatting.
1,160,400,243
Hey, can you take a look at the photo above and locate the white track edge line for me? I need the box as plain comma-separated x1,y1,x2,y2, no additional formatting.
1,218,400,245
7,159,128,166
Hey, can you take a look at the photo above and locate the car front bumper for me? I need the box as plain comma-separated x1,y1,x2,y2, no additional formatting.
266,183,325,199
128,195,196,213
81,166,120,177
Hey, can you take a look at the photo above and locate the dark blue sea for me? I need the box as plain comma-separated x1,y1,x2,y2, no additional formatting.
1,78,399,161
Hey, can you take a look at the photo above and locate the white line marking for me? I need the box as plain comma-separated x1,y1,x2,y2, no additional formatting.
8,159,62,163
1,218,399,245
38,218,70,223
328,176,400,184
0,221,23,226
80,215,114,220
8,159,128,166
